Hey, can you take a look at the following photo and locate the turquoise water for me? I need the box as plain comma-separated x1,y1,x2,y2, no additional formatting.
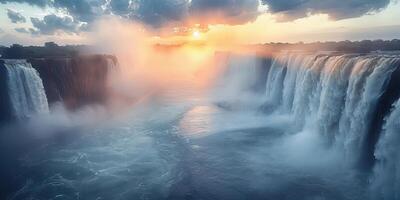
0,84,366,200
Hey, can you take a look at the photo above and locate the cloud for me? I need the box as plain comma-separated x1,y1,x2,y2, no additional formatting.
109,0,133,15
0,0,394,33
7,9,26,23
30,14,85,35
52,0,107,22
14,27,29,33
14,27,40,36
0,0,48,7
1,0,106,23
1,0,260,27
190,0,260,24
123,0,260,27
261,0,391,21
132,0,189,27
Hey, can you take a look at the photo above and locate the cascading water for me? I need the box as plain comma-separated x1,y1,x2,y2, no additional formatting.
213,53,270,109
264,54,288,108
339,56,399,165
265,53,400,166
3,60,49,119
217,54,263,96
106,57,117,71
371,99,400,200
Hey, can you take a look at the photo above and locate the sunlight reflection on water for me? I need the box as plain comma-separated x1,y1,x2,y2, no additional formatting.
179,105,219,138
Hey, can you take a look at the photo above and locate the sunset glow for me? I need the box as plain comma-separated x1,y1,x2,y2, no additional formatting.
192,30,201,40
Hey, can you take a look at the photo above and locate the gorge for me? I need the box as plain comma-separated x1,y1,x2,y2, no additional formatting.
1,50,400,200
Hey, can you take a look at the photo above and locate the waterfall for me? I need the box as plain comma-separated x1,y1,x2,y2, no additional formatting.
213,51,400,199
264,52,400,164
339,56,399,164
106,57,118,70
264,54,288,107
371,99,400,200
216,53,269,99
3,60,49,119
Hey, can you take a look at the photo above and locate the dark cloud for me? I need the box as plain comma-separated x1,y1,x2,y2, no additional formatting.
1,0,106,23
110,0,133,15
262,0,391,21
190,0,260,24
133,0,189,27
0,0,48,7
0,0,394,35
30,14,85,35
1,0,260,27
14,27,29,33
52,0,106,22
14,27,39,35
131,0,260,27
7,8,26,23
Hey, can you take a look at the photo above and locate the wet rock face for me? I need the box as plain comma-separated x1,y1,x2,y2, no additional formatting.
29,55,117,110
0,60,12,123
0,55,117,124
362,59,400,170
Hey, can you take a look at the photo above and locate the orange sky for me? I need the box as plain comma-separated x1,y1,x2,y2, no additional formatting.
1,1,400,46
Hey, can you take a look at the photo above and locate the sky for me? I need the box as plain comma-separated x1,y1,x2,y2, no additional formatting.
0,0,400,46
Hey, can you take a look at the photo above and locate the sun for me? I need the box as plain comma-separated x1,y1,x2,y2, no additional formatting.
192,30,201,40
